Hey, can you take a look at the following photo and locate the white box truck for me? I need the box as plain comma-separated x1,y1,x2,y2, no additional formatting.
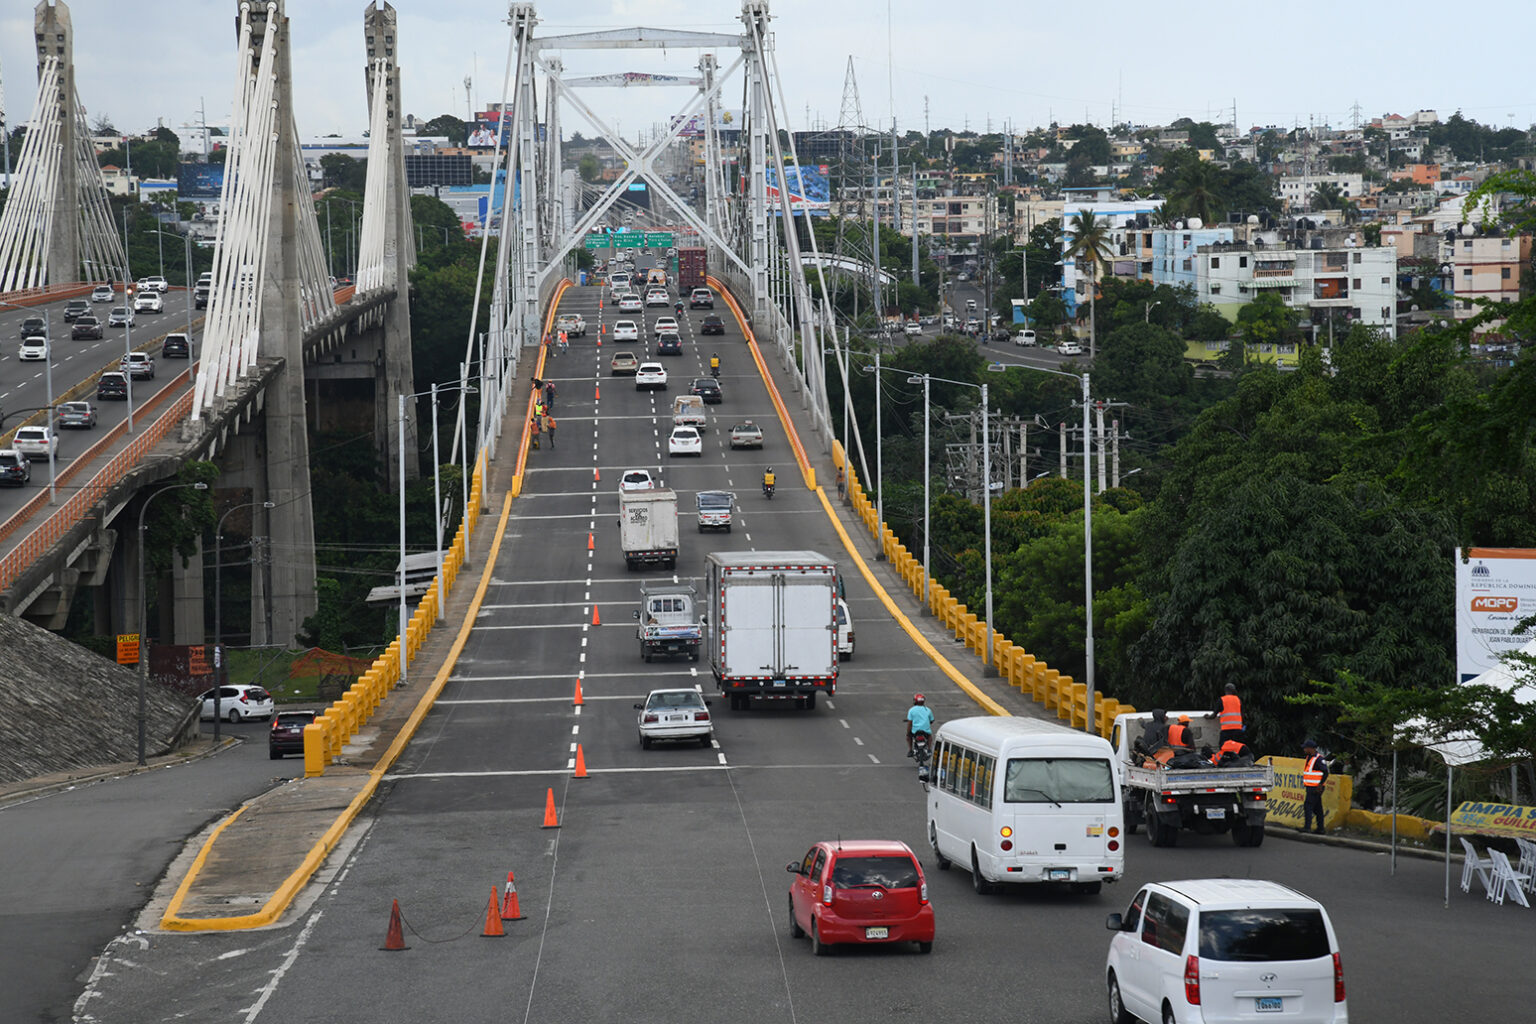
619,488,679,570
704,551,839,711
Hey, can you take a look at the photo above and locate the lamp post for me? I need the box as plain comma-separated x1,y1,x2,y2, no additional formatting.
396,380,477,688
137,480,209,765
212,498,274,742
858,344,886,557
986,360,1095,732
0,301,58,503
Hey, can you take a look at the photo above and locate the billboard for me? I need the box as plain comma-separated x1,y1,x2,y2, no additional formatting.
177,162,225,199
668,109,739,138
764,164,829,217
1456,547,1536,681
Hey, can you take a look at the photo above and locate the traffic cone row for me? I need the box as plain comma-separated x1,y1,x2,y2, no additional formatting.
573,678,584,705
574,744,588,779
501,871,525,920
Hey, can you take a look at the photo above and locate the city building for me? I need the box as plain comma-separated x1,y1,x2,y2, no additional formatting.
1181,233,1398,333
1060,196,1164,316
1278,173,1365,209
1446,231,1532,320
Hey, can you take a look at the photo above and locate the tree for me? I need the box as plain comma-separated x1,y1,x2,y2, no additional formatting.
1063,209,1114,359
319,153,367,191
1162,153,1223,225
420,114,468,147
578,153,601,183
1310,182,1346,211
90,114,118,137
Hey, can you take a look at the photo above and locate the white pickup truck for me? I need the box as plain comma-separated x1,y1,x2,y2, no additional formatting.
635,583,703,662
1110,710,1273,848
672,395,707,431
555,312,586,337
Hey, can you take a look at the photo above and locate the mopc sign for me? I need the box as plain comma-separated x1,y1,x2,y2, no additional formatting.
1456,547,1536,681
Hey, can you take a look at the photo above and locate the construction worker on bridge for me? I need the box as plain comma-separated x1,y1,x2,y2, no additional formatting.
1215,682,1244,746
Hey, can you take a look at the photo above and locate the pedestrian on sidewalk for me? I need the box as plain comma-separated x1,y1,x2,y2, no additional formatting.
836,466,846,500
544,414,557,448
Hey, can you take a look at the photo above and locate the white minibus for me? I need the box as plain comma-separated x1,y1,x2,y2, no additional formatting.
927,716,1124,895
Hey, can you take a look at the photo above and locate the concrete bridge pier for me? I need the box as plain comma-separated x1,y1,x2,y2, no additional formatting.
171,539,204,646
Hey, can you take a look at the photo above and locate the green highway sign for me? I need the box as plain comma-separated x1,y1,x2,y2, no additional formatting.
613,233,643,248
583,234,605,249
644,232,674,248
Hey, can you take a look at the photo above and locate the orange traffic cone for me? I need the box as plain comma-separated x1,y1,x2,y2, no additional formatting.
594,466,600,482
541,787,560,828
482,888,505,937
382,899,409,950
592,605,601,626
501,871,525,920
574,744,589,778
573,678,585,706
587,532,594,551
595,384,601,400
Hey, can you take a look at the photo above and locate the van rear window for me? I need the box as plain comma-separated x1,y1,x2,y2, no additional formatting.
831,856,919,889
1198,909,1330,961
1003,757,1115,803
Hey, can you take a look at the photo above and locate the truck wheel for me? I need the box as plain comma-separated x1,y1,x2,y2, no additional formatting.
929,822,950,870
801,693,817,710
640,735,651,749
1233,820,1265,847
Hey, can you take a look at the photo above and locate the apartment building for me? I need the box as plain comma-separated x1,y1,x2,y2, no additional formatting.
1179,236,1398,330
1446,232,1532,319
1060,196,1165,315
1278,173,1366,209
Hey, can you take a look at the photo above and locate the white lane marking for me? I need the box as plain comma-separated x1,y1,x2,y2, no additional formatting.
383,765,735,780
574,705,582,716
447,672,692,684
717,752,728,765
471,623,590,631
853,737,864,746
825,700,836,710
571,724,579,735
867,754,880,764
839,719,849,729
237,906,327,1022
581,636,588,647
569,742,578,753
689,666,698,677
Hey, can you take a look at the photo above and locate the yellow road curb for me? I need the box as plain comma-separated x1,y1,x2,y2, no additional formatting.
160,489,517,931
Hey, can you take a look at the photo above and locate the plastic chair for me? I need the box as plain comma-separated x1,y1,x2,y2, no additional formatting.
1459,837,1493,895
1487,849,1531,907
1515,837,1536,892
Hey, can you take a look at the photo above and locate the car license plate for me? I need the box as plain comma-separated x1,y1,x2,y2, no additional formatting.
1049,869,1071,881
864,927,888,940
1205,806,1227,819
772,680,785,687
663,714,684,722
1255,997,1283,1013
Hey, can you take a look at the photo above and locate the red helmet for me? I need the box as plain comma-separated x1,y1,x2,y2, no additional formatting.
914,694,925,704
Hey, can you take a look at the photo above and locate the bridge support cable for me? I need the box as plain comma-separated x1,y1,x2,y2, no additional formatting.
355,60,391,293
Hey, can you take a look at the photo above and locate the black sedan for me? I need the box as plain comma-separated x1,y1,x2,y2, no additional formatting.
656,332,683,356
72,316,104,340
700,314,725,336
689,377,723,403
63,300,90,322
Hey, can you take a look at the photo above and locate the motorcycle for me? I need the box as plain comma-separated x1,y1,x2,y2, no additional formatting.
674,302,685,317
710,362,721,378
912,731,932,785
762,481,775,500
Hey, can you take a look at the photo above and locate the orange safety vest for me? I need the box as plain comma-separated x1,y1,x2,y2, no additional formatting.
1166,722,1190,749
1219,693,1243,731
1219,739,1247,758
1303,754,1325,788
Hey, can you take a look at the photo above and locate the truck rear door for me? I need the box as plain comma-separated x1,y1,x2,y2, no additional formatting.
781,572,836,678
721,574,779,678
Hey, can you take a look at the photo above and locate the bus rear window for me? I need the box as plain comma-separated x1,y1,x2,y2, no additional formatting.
1003,757,1115,803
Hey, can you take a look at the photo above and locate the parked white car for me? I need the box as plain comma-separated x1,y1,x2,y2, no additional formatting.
1106,879,1347,1024
903,321,922,336
612,319,640,342
197,684,276,723
19,336,49,361
668,425,703,457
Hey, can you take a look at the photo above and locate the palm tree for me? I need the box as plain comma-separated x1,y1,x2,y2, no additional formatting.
1167,159,1223,225
1063,209,1115,359
1311,182,1345,212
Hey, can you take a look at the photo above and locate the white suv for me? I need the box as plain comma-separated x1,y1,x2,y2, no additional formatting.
1106,879,1346,1024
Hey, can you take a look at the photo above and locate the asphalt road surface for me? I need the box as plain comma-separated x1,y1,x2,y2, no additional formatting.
0,286,201,521
46,268,1534,1024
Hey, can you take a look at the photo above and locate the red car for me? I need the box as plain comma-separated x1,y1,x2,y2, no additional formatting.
786,839,934,955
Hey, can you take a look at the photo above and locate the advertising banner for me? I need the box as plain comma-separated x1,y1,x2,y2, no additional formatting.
1449,801,1536,838
668,108,739,138
1258,756,1354,830
1456,548,1536,682
176,162,225,199
764,164,830,217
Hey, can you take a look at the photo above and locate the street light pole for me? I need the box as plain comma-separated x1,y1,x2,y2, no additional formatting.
213,498,273,743
874,342,883,557
981,380,994,672
397,392,408,688
137,481,208,765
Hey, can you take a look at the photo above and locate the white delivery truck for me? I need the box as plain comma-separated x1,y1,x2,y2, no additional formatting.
619,488,679,570
704,551,839,711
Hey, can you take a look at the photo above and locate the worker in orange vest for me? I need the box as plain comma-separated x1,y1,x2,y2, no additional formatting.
1165,714,1193,752
1301,738,1328,834
1215,683,1244,745
1215,737,1254,766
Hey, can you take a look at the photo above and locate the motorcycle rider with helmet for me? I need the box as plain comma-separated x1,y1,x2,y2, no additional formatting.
906,693,935,757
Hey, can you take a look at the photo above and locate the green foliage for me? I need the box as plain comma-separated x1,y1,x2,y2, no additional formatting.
145,462,220,575
420,114,468,147
1157,150,1276,222
1235,290,1304,346
320,154,368,191
578,153,602,183
99,137,181,179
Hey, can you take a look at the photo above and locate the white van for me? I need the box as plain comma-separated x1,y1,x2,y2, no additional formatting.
1106,878,1347,1024
928,716,1124,894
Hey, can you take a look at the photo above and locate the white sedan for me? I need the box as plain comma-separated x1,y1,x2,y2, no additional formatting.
612,319,640,342
635,361,668,390
619,469,654,492
652,316,679,335
668,425,703,457
903,321,922,336
617,292,643,313
645,288,671,307
635,688,713,749
19,336,48,361
1058,340,1084,357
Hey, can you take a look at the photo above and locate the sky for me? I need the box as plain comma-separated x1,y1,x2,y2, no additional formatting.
3,0,1533,146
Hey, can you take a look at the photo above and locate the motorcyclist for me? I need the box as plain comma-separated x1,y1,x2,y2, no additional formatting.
762,467,776,496
906,693,935,756
709,352,720,375
675,300,685,317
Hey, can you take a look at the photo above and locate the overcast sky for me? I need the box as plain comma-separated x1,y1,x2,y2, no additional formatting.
3,0,1532,145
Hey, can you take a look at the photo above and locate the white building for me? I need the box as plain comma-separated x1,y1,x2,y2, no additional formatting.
1060,196,1164,316
1278,173,1365,210
1192,237,1398,330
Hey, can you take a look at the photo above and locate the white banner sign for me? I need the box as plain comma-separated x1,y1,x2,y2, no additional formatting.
1456,547,1536,681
